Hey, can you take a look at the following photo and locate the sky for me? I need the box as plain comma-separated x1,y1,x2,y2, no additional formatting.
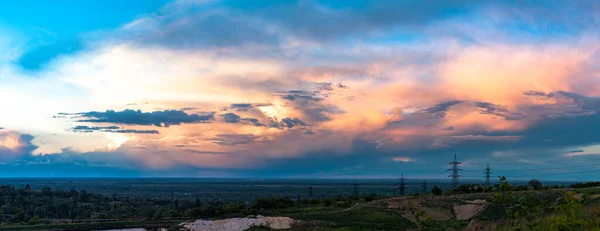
0,0,599,180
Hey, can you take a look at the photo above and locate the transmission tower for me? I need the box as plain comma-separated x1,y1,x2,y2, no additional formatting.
353,180,359,196
422,179,428,193
447,154,462,189
308,186,313,198
397,173,406,196
484,164,493,187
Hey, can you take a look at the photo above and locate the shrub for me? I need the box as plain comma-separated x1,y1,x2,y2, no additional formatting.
431,186,442,195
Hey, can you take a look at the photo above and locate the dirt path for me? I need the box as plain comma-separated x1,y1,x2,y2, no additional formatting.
342,203,360,212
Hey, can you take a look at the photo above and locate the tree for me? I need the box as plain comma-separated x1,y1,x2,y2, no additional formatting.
323,198,333,206
528,179,542,190
431,186,442,195
79,190,89,203
24,184,31,191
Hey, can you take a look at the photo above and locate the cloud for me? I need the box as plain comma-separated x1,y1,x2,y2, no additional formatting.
221,113,241,123
423,100,464,118
392,156,412,163
71,125,121,132
0,130,38,162
280,118,307,128
267,117,307,129
228,103,272,112
106,129,160,134
220,113,266,127
278,89,324,101
210,134,260,146
0,0,598,179
70,109,215,127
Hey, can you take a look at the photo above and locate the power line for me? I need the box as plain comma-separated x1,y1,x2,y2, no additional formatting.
463,163,599,172
500,169,600,177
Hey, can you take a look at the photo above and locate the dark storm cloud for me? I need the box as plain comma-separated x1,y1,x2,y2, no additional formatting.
117,0,597,51
277,90,323,101
337,83,348,89
442,126,455,131
316,82,334,91
475,102,527,121
211,134,259,146
70,126,159,134
266,117,307,129
71,125,121,132
302,104,345,122
221,113,241,123
228,103,272,112
0,132,38,162
475,102,508,115
277,84,345,122
107,129,160,134
240,118,265,127
69,109,215,127
523,91,600,118
122,0,479,49
423,100,463,118
519,112,600,149
281,118,306,128
220,113,266,126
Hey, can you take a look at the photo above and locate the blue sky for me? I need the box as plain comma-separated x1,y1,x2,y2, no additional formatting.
1,0,168,69
0,0,599,181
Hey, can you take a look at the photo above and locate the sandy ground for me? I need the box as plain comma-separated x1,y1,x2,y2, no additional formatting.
181,215,294,231
454,203,488,220
386,197,454,222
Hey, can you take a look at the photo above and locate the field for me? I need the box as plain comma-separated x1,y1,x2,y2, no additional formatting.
0,178,574,203
242,187,600,230
0,178,590,230
0,178,458,202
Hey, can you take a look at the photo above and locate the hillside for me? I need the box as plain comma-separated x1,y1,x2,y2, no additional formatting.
231,187,600,230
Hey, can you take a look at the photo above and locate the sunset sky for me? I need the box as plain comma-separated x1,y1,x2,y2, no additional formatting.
0,0,599,180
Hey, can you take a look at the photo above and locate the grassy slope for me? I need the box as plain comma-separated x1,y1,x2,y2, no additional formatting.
250,187,600,231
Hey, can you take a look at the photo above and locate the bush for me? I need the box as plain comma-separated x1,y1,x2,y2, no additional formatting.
309,199,321,205
323,198,333,206
431,186,442,195
528,179,542,190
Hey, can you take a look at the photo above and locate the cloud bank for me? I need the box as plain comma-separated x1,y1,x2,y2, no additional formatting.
0,0,598,179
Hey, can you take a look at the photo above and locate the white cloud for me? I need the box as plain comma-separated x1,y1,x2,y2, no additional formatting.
392,156,412,162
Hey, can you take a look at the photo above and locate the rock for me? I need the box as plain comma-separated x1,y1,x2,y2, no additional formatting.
465,220,500,231
454,203,488,220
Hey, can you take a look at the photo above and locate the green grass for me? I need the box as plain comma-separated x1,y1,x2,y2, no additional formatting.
0,219,184,231
286,205,416,230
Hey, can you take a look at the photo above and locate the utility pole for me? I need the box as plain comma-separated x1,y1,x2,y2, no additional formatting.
422,179,428,193
484,164,493,188
397,173,406,196
308,186,313,198
447,154,462,189
353,180,359,197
